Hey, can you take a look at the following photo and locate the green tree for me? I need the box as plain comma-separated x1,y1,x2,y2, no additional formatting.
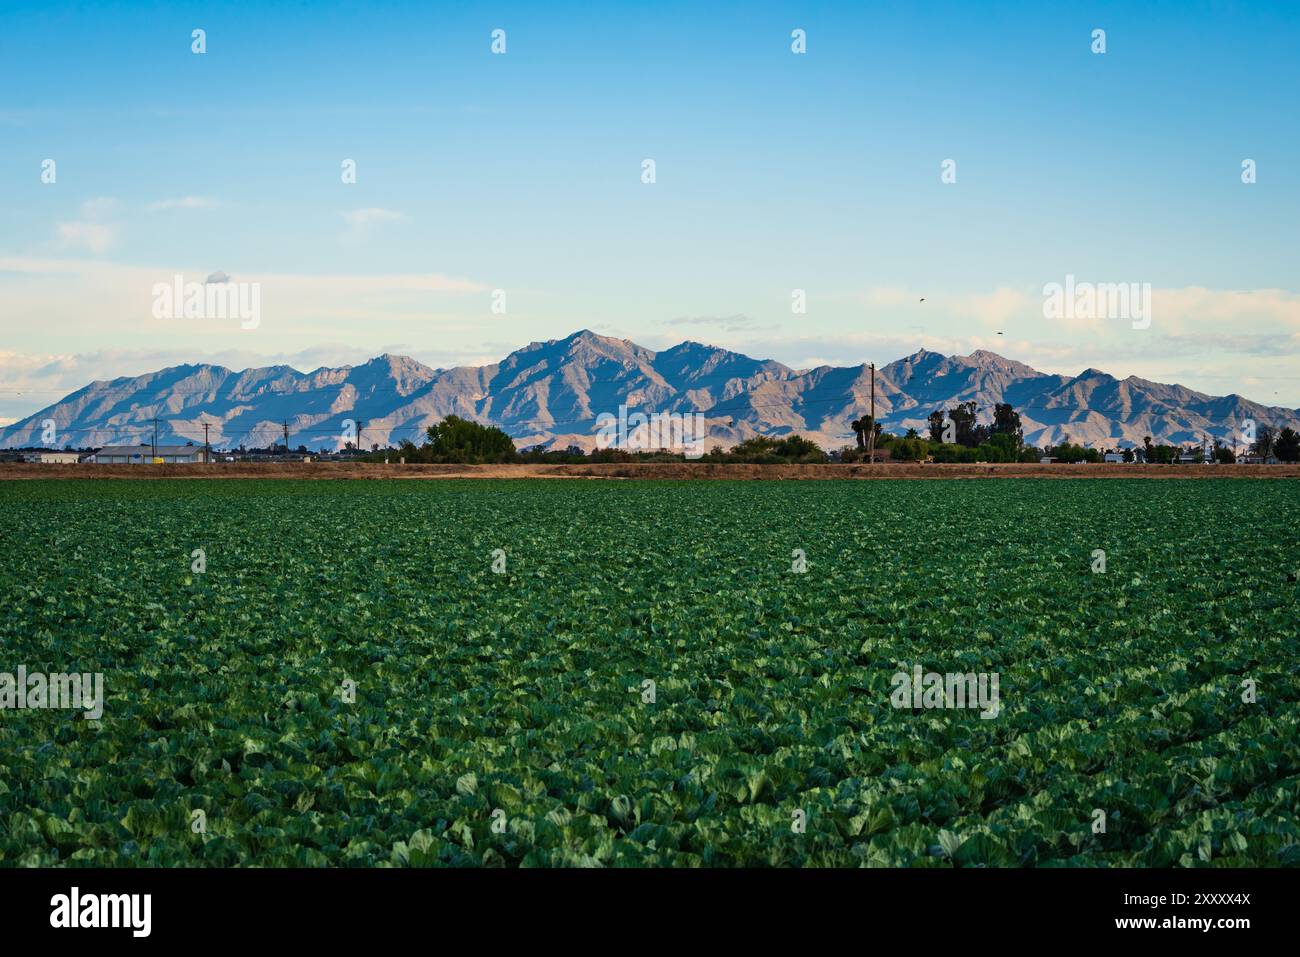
890,436,927,462
773,434,825,460
1274,427,1300,463
1050,442,1093,463
1155,444,1177,464
991,403,1023,449
1252,425,1276,460
424,415,516,462
725,434,824,463
927,409,947,444
987,432,1019,462
850,416,881,450
948,401,981,447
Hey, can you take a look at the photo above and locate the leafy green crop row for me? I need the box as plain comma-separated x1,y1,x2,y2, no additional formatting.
1,478,1296,866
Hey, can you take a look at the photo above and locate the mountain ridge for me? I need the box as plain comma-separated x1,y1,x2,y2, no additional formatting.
3,329,1297,452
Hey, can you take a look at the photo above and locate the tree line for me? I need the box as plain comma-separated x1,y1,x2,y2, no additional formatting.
362,412,1300,465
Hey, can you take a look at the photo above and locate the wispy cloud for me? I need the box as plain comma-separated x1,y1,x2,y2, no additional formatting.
0,256,489,343
147,196,217,211
55,221,116,254
662,314,776,333
84,197,120,217
342,207,405,237
54,198,121,253
851,282,1300,336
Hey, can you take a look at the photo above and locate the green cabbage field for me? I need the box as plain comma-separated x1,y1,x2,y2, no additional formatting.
1,478,1297,866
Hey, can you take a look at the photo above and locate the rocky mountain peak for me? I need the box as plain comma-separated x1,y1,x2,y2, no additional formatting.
2,332,1297,453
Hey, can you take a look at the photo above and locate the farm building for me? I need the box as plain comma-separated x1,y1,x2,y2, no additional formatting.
20,451,81,464
91,445,210,464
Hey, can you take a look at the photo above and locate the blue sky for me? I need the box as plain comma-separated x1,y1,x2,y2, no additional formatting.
1,0,1298,421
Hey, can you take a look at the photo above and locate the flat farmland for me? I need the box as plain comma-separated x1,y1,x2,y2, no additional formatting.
1,478,1297,866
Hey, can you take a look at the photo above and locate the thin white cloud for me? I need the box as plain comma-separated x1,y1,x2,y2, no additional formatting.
0,256,489,347
0,256,122,276
957,287,1034,329
852,283,1300,337
2,268,1296,416
1154,287,1300,332
147,196,218,211
56,221,116,253
662,314,776,333
342,207,405,235
79,197,120,219
0,256,485,293
53,197,121,254
853,285,1032,331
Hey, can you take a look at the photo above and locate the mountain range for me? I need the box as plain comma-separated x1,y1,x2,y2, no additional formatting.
3,330,1297,452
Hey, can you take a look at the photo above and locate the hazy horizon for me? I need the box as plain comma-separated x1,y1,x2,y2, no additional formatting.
6,328,1298,415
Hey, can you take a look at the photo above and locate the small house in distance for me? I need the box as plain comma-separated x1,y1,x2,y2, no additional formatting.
90,445,210,464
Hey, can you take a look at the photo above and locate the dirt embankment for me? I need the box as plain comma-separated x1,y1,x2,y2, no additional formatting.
2,462,1298,481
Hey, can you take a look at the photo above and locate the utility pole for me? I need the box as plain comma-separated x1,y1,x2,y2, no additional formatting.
283,420,290,458
867,363,876,464
203,422,210,464
357,420,364,456
152,417,159,462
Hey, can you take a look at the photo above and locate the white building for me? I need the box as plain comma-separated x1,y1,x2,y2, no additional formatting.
21,451,81,464
91,445,210,464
